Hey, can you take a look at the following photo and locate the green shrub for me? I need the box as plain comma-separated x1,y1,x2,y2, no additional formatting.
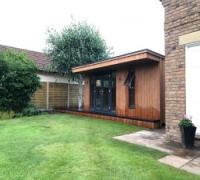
0,50,40,113
21,104,41,116
0,111,16,120
0,105,42,120
179,116,194,127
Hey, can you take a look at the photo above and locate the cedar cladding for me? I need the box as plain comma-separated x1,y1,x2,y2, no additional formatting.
83,61,164,123
116,63,161,121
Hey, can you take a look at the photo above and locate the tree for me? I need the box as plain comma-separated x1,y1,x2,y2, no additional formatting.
46,21,111,110
0,50,40,113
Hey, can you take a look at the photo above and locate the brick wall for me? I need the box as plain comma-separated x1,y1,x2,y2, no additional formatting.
161,0,200,142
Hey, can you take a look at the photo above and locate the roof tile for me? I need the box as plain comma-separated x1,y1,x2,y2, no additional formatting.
0,44,52,71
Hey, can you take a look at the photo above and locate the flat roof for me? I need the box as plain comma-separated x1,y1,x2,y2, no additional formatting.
72,49,164,73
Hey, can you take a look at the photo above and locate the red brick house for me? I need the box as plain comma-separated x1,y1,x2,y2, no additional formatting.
161,0,200,141
0,45,79,110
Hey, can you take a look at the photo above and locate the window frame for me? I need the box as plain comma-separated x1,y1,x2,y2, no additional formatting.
125,70,135,109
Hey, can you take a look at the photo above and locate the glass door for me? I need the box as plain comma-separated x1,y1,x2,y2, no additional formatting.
102,78,110,111
95,79,102,110
91,72,116,114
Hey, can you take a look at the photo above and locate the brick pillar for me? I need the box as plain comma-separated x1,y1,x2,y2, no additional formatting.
161,0,200,142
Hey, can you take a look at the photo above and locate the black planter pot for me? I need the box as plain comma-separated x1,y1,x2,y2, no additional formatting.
180,126,196,149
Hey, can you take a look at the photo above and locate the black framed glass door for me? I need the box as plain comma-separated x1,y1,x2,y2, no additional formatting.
91,72,116,114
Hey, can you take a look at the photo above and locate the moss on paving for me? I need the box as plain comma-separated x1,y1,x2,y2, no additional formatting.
0,114,199,180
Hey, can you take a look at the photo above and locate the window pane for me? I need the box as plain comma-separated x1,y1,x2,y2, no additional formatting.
129,87,135,108
128,70,135,108
125,70,135,87
103,80,109,88
95,87,101,108
103,88,109,110
96,80,101,87
112,87,116,111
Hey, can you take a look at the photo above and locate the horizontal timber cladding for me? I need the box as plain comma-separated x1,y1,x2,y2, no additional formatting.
116,62,161,121
49,82,68,108
31,82,47,109
31,82,79,109
68,84,80,108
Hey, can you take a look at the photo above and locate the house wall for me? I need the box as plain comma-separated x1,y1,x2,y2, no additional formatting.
83,61,164,128
161,0,200,142
31,73,79,110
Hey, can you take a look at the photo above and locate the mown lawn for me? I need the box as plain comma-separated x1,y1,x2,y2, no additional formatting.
0,114,199,180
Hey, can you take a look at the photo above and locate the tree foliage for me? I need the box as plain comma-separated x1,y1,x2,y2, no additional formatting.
46,21,111,76
0,50,40,113
46,21,111,110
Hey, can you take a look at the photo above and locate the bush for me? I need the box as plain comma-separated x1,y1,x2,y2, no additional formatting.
179,115,194,127
0,50,40,113
21,104,41,116
0,111,16,120
0,105,42,120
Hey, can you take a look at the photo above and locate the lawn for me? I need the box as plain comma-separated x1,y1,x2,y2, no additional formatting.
0,114,199,180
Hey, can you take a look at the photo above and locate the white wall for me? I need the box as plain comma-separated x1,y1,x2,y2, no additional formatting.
186,42,200,134
37,73,77,84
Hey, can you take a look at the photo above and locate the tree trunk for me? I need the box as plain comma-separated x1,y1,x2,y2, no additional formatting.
78,74,83,111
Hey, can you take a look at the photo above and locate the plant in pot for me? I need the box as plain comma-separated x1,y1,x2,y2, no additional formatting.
179,115,196,149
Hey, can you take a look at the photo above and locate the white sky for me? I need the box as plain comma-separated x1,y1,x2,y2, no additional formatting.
0,0,164,56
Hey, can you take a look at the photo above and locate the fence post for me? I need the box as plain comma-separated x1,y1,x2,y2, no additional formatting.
46,82,49,110
67,83,70,109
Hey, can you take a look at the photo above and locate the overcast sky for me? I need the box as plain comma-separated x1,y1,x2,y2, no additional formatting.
0,0,164,56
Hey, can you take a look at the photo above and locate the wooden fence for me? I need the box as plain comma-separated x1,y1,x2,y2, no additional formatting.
31,82,79,110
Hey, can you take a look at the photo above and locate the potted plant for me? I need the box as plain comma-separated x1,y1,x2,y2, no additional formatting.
179,115,196,149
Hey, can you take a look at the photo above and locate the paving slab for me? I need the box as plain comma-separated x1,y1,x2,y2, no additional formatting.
181,157,200,175
159,155,192,168
113,130,173,153
114,130,200,175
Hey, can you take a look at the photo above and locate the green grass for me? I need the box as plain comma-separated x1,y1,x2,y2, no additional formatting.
0,114,199,180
